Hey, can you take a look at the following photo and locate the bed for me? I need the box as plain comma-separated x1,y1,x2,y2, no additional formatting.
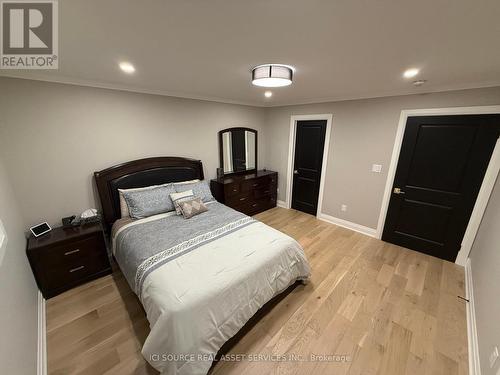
94,157,311,375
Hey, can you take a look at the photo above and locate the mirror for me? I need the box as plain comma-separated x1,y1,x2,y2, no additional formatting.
219,127,257,175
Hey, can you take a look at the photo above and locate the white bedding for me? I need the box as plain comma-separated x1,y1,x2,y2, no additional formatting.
113,210,310,374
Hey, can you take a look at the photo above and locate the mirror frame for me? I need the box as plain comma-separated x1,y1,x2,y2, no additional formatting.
218,127,258,176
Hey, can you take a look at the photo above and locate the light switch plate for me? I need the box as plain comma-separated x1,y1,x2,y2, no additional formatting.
372,164,382,173
341,204,347,212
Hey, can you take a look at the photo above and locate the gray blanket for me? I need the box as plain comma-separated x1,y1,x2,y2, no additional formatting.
113,202,255,297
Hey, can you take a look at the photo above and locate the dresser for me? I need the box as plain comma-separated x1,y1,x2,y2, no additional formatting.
210,170,278,216
26,222,111,299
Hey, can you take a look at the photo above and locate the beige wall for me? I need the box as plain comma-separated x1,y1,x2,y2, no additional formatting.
470,174,500,375
0,77,267,228
264,87,500,229
0,158,38,374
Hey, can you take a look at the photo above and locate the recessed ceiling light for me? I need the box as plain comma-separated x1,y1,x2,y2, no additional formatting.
403,68,419,79
264,91,273,98
252,64,294,87
413,79,427,86
119,62,135,74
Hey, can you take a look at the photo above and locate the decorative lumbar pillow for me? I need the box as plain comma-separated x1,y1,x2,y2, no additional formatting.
170,190,196,215
121,184,176,219
174,180,215,203
179,197,208,219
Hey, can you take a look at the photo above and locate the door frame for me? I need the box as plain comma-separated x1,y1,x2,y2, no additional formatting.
376,105,500,266
285,114,333,217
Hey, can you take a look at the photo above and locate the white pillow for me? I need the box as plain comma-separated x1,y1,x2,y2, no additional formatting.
169,190,195,215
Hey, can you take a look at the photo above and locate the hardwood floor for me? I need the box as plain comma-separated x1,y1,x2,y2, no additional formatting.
46,207,468,375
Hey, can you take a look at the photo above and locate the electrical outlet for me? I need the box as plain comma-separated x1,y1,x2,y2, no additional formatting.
341,204,347,212
372,164,382,173
490,346,499,368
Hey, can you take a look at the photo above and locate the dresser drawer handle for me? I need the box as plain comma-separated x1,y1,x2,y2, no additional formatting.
239,197,247,201
64,249,80,256
253,183,259,187
232,188,238,192
252,203,257,207
69,265,85,273
264,190,270,194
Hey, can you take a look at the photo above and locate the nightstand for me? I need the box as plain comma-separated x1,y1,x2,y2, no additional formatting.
26,222,111,299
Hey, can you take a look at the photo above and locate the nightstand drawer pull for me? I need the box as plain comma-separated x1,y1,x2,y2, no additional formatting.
64,249,80,256
239,197,247,201
69,265,85,273
253,183,259,187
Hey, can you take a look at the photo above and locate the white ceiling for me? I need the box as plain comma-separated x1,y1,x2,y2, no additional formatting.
2,0,500,106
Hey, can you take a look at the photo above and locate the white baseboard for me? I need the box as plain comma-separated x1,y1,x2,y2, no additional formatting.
37,291,47,375
276,200,287,208
465,259,481,375
317,213,377,238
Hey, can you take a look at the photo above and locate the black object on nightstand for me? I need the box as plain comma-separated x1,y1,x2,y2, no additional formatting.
26,222,111,299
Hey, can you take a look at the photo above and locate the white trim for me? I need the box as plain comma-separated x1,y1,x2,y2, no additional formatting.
37,291,47,375
318,213,377,238
375,105,500,265
276,199,287,208
465,259,481,375
456,138,500,266
285,114,333,218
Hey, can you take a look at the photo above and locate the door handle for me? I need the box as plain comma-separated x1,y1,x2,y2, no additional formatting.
393,187,405,195
293,170,299,175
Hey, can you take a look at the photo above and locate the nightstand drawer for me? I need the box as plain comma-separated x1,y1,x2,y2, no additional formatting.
43,254,109,291
40,235,105,267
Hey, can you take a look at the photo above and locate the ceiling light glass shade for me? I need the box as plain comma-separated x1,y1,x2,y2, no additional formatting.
252,64,293,87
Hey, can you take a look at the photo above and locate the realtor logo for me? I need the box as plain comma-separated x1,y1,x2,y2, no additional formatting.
1,0,58,69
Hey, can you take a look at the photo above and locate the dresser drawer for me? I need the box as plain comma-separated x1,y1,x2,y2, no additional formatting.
224,183,241,197
233,195,277,216
241,177,268,192
254,186,274,199
39,234,105,268
226,191,252,206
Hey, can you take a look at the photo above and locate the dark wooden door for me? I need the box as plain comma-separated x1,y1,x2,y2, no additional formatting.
382,115,500,261
292,120,327,215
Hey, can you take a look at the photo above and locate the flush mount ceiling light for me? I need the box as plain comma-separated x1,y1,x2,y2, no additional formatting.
252,64,294,87
264,91,273,98
119,61,135,74
403,68,419,79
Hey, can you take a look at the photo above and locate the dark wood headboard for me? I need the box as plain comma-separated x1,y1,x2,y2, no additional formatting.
94,157,204,231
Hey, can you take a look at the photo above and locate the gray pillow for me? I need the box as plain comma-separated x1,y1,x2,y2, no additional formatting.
174,180,215,203
122,184,176,219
